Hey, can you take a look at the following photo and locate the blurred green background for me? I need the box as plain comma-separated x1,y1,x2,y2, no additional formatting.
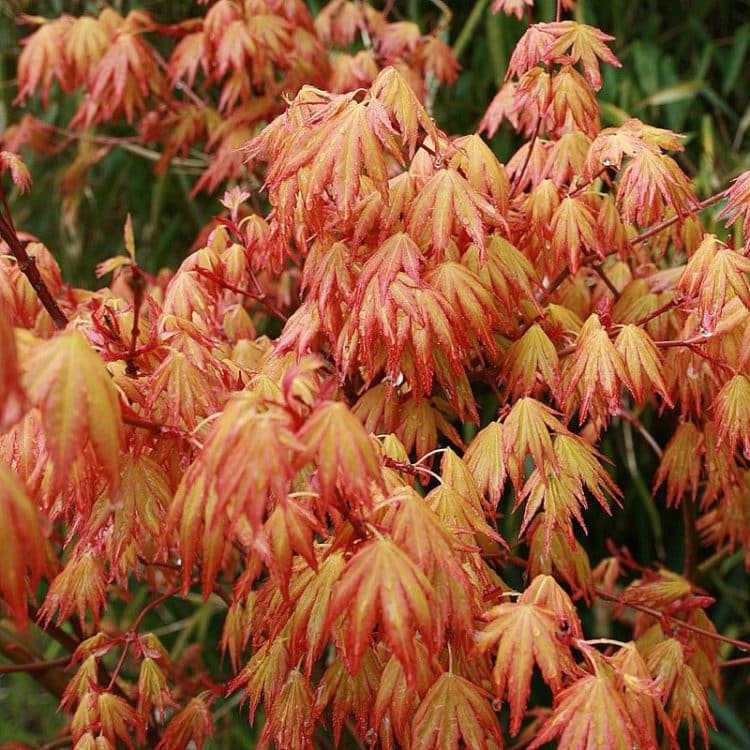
1,1,749,748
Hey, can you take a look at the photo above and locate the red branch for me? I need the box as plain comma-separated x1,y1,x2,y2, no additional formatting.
595,587,750,653
0,187,69,329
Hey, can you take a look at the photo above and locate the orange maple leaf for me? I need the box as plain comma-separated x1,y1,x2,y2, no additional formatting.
326,537,436,686
540,20,621,91
412,672,503,750
22,330,124,489
529,645,658,750
477,596,567,735
0,463,46,627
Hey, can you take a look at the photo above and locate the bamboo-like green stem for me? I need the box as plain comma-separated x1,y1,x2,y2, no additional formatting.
452,0,490,61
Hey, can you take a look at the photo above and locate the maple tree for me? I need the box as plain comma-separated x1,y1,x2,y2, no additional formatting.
1,0,750,748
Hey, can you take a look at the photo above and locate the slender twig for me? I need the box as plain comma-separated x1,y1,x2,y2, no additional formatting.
615,408,663,459
631,295,680,328
592,262,621,299
151,48,208,109
0,655,70,674
40,735,73,750
595,587,750,653
106,643,131,692
510,118,542,198
719,656,750,668
631,189,729,247
0,189,69,329
121,412,193,441
39,122,208,169
195,266,288,322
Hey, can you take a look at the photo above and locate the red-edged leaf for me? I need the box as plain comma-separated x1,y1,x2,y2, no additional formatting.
412,672,503,750
326,537,436,686
0,463,46,627
22,330,123,489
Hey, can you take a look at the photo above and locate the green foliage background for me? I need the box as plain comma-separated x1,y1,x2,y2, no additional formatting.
0,1,749,747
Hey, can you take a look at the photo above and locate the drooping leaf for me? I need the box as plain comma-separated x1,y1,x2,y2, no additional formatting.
22,330,123,489
411,672,503,750
326,537,436,685
298,400,383,504
528,645,657,750
0,313,28,431
477,597,566,735
0,463,46,627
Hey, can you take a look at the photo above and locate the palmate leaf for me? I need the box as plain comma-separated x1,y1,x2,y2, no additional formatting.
373,642,439,750
411,672,503,750
616,149,697,227
549,194,603,275
298,400,383,504
426,261,499,352
563,313,630,421
0,463,46,627
326,537,436,686
476,593,567,735
39,548,107,629
463,421,507,504
370,65,440,158
314,650,381,746
529,646,658,750
502,397,569,490
677,234,750,331
166,394,306,594
14,15,72,106
712,374,750,459
654,422,704,507
22,330,123,489
642,637,715,749
406,167,505,259
540,20,621,90
614,324,672,406
155,692,214,750
502,323,561,400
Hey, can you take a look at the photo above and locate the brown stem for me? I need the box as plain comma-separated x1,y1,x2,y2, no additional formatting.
632,295,680,328
0,189,69,329
151,48,208,109
595,587,750,653
592,262,621,299
40,735,73,750
510,118,542,198
719,656,750,668
125,267,145,376
0,655,70,674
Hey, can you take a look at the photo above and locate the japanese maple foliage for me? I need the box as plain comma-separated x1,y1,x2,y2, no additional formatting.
1,1,749,749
